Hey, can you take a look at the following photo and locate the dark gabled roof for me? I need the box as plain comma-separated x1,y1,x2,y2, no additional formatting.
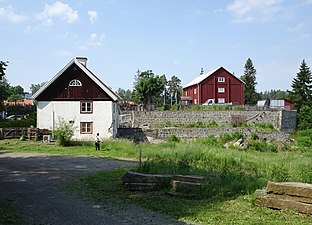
32,57,120,101
183,66,245,89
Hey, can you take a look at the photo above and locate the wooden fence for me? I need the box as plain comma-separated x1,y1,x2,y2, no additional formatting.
0,127,52,140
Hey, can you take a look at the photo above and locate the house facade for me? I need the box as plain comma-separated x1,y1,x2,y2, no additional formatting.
182,67,244,105
32,57,120,140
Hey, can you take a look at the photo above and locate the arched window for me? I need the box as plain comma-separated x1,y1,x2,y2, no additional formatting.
69,79,82,86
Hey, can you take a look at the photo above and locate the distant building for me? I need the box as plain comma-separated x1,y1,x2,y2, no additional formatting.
182,67,244,105
4,99,34,106
257,99,294,110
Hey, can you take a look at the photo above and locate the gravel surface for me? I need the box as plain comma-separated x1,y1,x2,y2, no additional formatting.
0,151,192,225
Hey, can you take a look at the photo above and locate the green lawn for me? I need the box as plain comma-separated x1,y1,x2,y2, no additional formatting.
1,138,312,224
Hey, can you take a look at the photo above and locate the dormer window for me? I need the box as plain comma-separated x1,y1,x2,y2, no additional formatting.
69,79,82,86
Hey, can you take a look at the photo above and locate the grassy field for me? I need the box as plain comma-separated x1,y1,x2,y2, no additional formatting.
1,136,312,224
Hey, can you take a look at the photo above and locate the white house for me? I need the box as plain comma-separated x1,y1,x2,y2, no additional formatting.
32,57,120,141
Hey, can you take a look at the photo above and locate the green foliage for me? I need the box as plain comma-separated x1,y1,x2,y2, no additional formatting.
240,58,259,105
288,60,312,112
170,103,179,111
270,164,290,182
30,82,46,95
0,61,8,79
218,132,244,145
250,132,259,140
53,118,74,146
258,89,289,100
297,105,312,130
167,75,182,105
115,88,134,101
167,134,180,142
249,140,278,152
197,135,218,146
253,122,275,131
0,112,36,128
134,70,166,106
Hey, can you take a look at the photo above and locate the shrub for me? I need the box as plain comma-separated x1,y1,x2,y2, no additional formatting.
250,132,259,140
297,105,312,130
53,118,74,146
168,134,180,142
249,140,277,152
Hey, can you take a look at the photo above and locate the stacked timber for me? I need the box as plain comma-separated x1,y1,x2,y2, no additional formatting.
256,182,312,215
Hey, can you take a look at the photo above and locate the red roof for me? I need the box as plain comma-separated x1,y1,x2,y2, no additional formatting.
4,99,34,106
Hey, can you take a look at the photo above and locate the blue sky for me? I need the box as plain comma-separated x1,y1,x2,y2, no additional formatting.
1,0,312,93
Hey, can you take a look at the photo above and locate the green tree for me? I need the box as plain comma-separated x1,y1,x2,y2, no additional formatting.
167,75,182,106
134,70,166,107
241,58,258,105
259,89,289,100
116,88,133,101
0,61,9,111
297,105,312,130
7,85,24,101
0,61,8,80
288,60,312,113
30,82,46,95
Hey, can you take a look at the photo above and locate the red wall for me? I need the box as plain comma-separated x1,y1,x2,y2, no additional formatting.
183,67,244,105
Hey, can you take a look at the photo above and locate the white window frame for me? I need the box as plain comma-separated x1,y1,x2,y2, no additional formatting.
81,101,93,113
218,88,225,93
218,77,225,82
69,79,82,86
194,99,197,104
218,98,225,104
194,88,197,95
80,122,93,134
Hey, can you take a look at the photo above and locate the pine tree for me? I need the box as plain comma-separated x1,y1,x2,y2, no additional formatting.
240,58,258,105
288,60,312,112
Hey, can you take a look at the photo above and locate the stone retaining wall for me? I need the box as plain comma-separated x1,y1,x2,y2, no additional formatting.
129,110,296,132
117,127,291,142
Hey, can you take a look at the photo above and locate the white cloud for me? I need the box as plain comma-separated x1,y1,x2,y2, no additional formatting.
79,33,106,50
227,0,283,23
0,5,28,23
88,10,97,24
36,1,78,26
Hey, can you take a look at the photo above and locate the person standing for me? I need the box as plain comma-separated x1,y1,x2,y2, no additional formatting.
95,133,101,151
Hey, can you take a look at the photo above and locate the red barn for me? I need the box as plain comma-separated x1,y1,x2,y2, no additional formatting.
182,67,244,105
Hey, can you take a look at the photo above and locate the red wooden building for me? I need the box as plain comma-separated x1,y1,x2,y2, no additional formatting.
182,67,245,105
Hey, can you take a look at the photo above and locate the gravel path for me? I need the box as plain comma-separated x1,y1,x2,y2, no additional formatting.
0,152,191,225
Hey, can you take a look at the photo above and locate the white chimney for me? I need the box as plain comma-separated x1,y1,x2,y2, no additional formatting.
76,57,88,67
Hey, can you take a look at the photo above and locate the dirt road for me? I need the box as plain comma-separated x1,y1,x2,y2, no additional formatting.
0,152,189,225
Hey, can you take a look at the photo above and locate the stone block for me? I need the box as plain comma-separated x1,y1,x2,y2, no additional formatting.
256,182,312,215
267,182,312,199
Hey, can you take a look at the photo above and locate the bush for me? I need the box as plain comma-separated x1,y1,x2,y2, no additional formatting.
297,105,312,130
249,140,277,152
168,134,180,142
53,118,74,146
